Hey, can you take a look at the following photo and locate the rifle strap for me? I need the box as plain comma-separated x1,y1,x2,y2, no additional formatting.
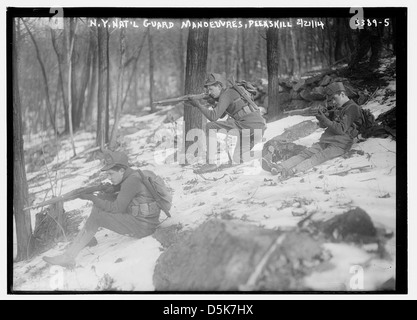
137,170,171,218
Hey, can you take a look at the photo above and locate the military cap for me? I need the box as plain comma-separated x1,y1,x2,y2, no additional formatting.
325,82,346,97
204,73,226,87
101,150,129,171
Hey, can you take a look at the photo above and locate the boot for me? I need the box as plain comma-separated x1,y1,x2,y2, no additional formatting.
43,228,96,268
270,164,295,180
270,163,284,176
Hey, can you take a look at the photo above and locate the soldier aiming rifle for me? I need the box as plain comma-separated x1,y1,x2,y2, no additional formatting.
186,73,267,174
42,150,171,268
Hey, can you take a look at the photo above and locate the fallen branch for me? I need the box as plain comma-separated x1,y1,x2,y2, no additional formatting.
364,87,380,104
329,165,372,176
239,234,287,290
283,106,317,117
197,173,227,182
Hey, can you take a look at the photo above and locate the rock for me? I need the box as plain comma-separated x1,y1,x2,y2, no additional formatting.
318,207,377,244
300,89,314,101
292,202,301,208
153,224,189,249
153,219,325,291
343,83,359,99
278,92,291,104
320,75,332,86
293,79,306,92
290,90,303,100
292,208,307,216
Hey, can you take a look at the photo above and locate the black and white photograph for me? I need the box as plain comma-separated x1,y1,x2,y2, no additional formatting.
7,5,408,296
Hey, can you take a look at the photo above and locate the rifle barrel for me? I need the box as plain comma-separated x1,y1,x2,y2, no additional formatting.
24,184,111,211
153,93,207,106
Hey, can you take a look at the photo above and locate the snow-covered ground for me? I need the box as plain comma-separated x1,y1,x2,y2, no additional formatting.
13,84,397,292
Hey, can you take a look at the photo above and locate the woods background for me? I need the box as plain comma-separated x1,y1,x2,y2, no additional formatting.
9,8,403,262
15,16,396,139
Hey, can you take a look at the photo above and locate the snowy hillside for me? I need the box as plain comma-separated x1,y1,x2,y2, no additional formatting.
13,85,397,292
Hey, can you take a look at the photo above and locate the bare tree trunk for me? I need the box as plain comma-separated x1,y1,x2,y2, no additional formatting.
85,25,98,125
121,30,148,110
50,28,69,134
184,20,209,164
178,23,185,94
22,19,57,133
148,27,156,113
105,28,110,144
96,24,108,148
74,36,92,129
70,23,78,132
13,18,33,261
326,18,334,66
334,18,344,62
109,28,126,150
266,27,281,119
289,19,300,78
66,18,77,156
224,28,229,78
254,31,263,78
229,29,239,79
241,27,248,80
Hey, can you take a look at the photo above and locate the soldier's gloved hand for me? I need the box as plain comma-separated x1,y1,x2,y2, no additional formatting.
316,109,332,126
185,97,200,108
78,193,96,201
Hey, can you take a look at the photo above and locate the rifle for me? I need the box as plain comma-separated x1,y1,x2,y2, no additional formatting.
153,93,209,106
24,183,115,211
284,103,334,117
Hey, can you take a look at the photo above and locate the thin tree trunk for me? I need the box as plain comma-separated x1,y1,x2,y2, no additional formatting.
13,18,33,261
66,18,77,156
148,27,156,113
105,27,110,143
50,28,69,134
74,37,92,129
229,29,239,79
121,30,148,110
109,28,126,150
22,19,57,133
178,22,185,94
184,20,209,164
96,24,108,148
266,27,281,119
241,27,248,80
289,19,299,78
224,28,229,78
70,25,78,132
334,18,344,62
85,26,98,125
327,18,334,66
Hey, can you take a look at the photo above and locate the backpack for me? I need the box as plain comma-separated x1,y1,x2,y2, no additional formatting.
236,80,258,98
228,77,259,111
138,169,173,218
361,107,396,139
358,108,376,136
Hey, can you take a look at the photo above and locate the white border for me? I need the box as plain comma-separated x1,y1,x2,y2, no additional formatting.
1,0,415,300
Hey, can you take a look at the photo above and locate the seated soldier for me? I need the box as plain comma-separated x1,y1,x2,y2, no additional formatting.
187,73,266,173
43,151,161,268
269,82,363,179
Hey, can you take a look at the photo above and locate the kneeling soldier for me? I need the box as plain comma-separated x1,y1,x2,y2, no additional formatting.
43,151,161,268
187,73,266,173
